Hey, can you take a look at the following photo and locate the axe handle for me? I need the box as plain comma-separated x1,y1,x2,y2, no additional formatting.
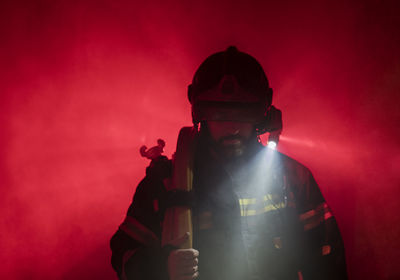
162,127,196,249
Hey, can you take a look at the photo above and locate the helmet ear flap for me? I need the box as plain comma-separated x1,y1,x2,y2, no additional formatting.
257,105,282,135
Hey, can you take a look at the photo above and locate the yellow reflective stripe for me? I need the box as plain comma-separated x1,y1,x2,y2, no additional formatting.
119,216,159,246
239,195,279,205
241,209,257,216
239,195,283,205
239,198,257,205
264,202,285,211
238,194,289,217
240,202,286,216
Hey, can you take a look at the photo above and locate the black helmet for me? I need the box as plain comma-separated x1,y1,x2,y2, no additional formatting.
188,46,273,126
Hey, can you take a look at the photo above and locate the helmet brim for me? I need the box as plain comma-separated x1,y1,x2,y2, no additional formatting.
192,101,266,123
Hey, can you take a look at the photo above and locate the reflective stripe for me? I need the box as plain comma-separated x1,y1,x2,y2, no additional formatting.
238,195,277,206
322,245,331,256
264,202,285,211
241,209,256,216
119,216,159,247
324,211,333,220
240,201,286,216
239,193,288,217
299,202,334,231
239,198,257,205
239,194,279,203
299,202,329,221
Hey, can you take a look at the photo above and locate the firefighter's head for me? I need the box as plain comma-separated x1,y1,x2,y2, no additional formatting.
188,46,277,158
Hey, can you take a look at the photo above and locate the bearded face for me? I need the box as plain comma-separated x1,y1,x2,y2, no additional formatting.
206,121,255,159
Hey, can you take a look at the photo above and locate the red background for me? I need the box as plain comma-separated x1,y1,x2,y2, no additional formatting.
1,0,399,279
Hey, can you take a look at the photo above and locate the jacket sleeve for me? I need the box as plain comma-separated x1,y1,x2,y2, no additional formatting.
295,170,348,280
110,156,171,280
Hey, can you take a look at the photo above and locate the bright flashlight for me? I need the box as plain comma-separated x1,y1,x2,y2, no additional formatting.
267,141,277,150
267,129,281,150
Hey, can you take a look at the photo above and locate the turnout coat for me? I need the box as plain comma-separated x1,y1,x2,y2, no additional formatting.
110,141,347,280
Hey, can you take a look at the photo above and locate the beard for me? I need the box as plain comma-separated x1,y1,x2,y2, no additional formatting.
215,134,249,159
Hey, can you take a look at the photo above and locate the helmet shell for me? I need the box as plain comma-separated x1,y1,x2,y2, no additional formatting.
188,46,272,124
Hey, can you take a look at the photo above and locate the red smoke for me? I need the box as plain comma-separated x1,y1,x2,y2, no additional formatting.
1,0,399,279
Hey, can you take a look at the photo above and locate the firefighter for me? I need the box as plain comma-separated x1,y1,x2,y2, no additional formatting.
110,46,348,280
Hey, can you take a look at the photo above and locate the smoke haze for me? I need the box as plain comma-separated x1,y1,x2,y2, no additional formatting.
1,0,399,279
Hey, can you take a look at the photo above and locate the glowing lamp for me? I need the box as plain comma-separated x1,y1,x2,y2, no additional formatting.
267,141,277,150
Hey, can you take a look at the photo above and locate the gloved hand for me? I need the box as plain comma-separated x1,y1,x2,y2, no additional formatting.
167,233,199,280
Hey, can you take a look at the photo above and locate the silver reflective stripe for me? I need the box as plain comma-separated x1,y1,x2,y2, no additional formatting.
119,216,159,246
299,202,334,231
